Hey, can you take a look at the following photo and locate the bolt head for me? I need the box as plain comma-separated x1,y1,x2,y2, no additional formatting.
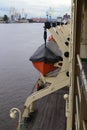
64,94,69,100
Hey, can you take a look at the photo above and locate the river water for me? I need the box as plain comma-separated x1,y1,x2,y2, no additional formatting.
0,23,45,130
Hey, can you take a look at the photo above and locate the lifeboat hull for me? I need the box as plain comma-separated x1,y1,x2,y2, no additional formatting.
32,62,58,76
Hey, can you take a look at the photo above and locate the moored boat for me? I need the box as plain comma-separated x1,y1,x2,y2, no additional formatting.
30,40,62,76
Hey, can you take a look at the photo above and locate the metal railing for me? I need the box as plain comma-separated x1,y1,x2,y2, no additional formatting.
75,54,87,130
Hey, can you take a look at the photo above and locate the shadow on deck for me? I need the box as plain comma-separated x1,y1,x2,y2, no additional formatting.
27,87,68,130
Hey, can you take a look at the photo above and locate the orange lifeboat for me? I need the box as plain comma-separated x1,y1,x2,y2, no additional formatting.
32,62,57,76
30,39,62,76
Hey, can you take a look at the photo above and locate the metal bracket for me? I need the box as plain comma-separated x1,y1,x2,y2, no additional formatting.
22,24,70,118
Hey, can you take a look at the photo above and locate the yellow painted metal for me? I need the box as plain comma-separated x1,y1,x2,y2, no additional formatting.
22,0,87,129
10,0,87,130
22,22,70,118
23,75,69,117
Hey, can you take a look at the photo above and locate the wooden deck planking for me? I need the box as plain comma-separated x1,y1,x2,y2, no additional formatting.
27,87,68,130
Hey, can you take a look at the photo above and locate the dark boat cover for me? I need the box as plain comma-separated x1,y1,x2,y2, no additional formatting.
30,41,62,64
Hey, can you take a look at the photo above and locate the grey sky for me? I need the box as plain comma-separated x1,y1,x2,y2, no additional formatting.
0,0,71,18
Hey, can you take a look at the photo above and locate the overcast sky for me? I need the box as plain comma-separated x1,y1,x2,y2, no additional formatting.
0,0,71,18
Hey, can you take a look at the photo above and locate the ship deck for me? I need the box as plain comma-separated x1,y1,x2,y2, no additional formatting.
26,87,68,130
25,61,87,130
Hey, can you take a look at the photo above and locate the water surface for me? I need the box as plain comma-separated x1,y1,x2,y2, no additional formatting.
0,23,44,130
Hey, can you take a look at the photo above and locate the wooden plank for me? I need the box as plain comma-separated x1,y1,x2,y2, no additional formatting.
27,87,68,130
